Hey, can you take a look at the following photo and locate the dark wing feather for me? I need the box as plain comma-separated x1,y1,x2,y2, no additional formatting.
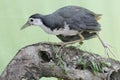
56,6,101,31
80,13,101,31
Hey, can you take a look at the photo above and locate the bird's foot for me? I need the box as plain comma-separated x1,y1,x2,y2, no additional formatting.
102,42,115,58
96,33,115,58
51,39,82,47
61,39,83,46
56,39,83,55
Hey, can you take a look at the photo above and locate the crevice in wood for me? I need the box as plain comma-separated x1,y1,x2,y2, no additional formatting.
39,51,51,63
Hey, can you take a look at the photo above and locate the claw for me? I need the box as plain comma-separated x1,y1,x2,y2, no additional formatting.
103,42,115,58
96,33,115,58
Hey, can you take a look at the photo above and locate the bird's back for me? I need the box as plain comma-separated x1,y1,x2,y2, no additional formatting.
43,6,101,32
54,6,95,19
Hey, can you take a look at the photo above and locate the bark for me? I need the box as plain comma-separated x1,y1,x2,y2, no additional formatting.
0,42,120,80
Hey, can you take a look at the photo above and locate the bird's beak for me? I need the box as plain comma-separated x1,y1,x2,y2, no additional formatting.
21,21,31,30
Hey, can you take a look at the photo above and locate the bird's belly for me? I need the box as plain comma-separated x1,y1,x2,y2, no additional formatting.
52,23,78,36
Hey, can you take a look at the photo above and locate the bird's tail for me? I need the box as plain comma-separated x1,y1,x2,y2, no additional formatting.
96,14,103,21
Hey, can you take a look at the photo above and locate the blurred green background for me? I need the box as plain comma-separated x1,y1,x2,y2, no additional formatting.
0,0,120,80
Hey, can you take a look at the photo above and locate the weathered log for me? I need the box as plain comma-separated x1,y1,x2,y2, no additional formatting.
0,42,120,80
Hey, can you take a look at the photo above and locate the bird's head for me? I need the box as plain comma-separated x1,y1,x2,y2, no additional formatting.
21,13,43,30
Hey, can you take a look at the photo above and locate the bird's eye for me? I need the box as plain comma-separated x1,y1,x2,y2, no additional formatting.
30,19,34,22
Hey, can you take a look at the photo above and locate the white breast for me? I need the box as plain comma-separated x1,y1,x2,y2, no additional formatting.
38,20,78,36
52,23,78,36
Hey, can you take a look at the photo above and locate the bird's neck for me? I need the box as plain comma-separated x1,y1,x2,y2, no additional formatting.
38,18,54,34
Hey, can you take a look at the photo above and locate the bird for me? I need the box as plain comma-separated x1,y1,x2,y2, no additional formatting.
21,6,112,57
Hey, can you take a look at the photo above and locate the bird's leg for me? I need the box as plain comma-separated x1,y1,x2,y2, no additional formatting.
78,32,84,44
56,32,84,55
96,32,115,58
